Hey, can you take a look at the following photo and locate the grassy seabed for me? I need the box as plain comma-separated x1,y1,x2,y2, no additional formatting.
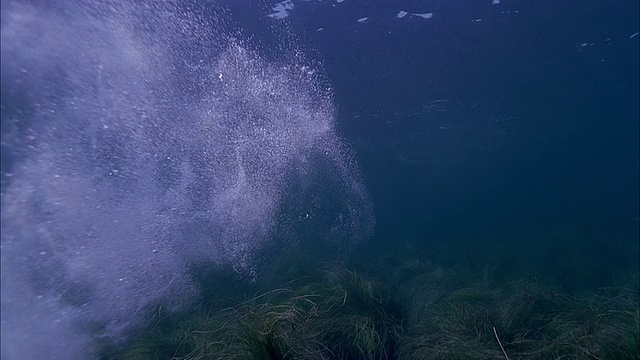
105,243,639,360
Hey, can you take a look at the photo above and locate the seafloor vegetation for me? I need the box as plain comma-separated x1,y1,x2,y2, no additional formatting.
103,237,639,360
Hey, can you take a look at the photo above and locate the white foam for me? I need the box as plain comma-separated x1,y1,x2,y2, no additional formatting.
397,11,408,18
1,2,374,359
357,17,368,23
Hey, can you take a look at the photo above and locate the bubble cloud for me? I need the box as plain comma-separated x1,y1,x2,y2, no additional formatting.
0,2,374,359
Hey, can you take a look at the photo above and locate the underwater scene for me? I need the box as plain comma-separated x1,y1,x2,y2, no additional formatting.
0,0,638,359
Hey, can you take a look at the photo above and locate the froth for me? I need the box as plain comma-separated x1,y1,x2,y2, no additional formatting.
0,1,374,359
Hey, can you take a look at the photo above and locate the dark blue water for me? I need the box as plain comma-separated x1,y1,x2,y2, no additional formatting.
263,0,640,289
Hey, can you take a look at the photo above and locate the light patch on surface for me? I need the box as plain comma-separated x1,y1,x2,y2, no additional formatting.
268,0,295,19
493,0,500,4
397,11,408,19
630,32,639,39
411,13,433,19
357,17,368,23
